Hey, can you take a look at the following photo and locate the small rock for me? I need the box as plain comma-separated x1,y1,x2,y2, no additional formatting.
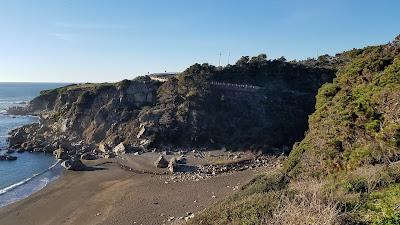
103,153,115,159
113,143,126,155
185,214,195,221
168,158,177,173
175,155,186,164
98,143,108,153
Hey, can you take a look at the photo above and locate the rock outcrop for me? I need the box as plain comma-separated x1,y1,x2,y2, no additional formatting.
7,55,336,161
155,155,169,168
8,77,159,160
0,154,17,161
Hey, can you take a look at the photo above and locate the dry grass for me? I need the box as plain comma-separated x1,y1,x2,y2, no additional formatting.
264,179,341,225
266,194,340,225
347,165,394,193
190,163,400,225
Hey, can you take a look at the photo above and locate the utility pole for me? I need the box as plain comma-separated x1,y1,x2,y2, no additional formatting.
227,51,230,65
218,52,222,67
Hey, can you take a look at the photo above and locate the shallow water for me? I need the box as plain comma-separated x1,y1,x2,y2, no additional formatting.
0,82,67,207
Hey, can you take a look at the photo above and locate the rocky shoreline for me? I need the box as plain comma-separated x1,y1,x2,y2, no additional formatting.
6,78,159,169
5,57,334,174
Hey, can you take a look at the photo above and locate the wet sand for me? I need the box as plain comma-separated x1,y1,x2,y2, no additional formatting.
0,158,262,225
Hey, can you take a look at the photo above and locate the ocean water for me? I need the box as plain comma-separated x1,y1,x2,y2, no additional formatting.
0,82,67,207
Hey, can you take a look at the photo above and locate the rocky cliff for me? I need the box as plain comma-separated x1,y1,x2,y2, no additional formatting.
8,55,336,159
8,77,159,158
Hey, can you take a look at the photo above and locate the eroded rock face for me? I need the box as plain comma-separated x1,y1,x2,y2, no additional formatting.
7,59,335,161
7,77,159,160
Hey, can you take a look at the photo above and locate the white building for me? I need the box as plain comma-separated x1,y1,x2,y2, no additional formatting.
148,73,178,82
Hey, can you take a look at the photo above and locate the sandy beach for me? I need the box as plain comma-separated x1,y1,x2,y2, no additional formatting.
0,158,264,225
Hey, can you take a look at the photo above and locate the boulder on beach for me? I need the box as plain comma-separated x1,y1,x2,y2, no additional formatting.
98,143,109,153
175,155,186,164
103,153,115,159
80,153,97,160
53,148,69,160
113,143,126,155
0,154,17,161
168,158,177,173
61,157,86,171
155,155,168,168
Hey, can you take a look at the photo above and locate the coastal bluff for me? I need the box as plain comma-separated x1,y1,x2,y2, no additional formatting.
7,55,336,160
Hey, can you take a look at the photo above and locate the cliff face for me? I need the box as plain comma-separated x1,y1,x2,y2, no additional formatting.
136,60,335,152
8,56,335,158
8,77,159,156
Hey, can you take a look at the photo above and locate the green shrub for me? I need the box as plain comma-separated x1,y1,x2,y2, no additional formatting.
316,83,341,109
284,142,307,174
345,147,372,169
366,119,382,132
375,212,400,225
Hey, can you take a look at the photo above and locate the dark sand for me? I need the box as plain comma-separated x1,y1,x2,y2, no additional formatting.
0,158,263,225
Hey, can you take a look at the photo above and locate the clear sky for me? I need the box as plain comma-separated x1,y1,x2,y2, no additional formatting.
0,0,399,83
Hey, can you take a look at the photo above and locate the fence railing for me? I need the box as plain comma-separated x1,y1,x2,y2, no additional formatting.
210,81,261,92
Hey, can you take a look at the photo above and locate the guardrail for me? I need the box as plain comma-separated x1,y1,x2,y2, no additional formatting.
210,82,262,92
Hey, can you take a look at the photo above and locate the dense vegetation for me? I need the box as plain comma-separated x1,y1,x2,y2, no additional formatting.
141,55,334,151
190,36,400,225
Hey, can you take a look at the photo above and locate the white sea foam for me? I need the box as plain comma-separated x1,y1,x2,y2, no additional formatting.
0,160,60,196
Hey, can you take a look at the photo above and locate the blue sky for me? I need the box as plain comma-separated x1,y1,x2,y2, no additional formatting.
0,0,399,83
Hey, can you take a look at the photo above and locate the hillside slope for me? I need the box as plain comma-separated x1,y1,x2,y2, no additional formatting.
190,36,400,225
287,38,400,177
